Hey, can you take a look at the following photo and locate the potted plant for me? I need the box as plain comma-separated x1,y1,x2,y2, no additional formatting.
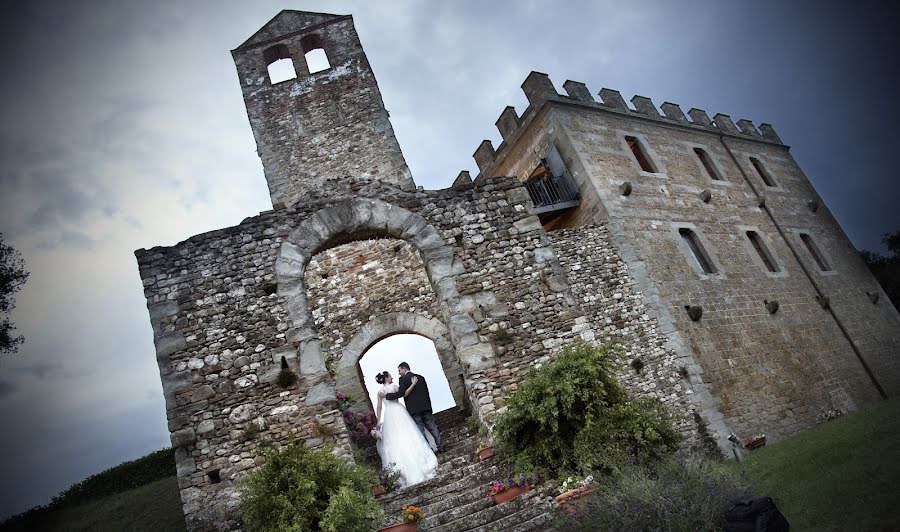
373,464,401,497
554,474,595,515
378,505,425,531
475,439,494,461
485,474,529,505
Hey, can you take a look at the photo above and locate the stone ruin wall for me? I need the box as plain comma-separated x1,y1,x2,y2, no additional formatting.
472,73,900,441
137,177,704,530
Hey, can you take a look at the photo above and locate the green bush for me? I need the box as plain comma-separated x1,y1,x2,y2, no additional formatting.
558,457,751,531
320,486,384,532
493,342,680,478
241,443,379,532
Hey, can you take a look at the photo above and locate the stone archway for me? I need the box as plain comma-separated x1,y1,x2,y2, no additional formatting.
275,198,495,409
337,312,466,412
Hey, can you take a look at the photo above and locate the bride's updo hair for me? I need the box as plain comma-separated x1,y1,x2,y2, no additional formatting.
375,371,388,384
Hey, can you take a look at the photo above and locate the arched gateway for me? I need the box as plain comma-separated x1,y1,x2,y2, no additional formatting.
275,198,495,415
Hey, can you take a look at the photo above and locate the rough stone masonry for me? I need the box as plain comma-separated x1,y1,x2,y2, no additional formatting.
135,9,900,530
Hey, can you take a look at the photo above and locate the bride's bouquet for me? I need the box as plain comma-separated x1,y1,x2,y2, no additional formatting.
370,426,382,440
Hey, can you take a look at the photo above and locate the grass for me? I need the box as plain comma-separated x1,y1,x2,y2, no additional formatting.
731,397,900,531
1,476,185,532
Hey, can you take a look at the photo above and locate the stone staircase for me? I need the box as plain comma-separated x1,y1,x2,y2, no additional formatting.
374,409,557,531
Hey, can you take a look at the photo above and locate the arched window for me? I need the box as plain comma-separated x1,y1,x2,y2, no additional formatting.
263,44,297,84
301,34,331,74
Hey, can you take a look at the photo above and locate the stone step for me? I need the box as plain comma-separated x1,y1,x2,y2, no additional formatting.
380,460,506,516
455,486,557,532
377,454,498,508
430,484,554,532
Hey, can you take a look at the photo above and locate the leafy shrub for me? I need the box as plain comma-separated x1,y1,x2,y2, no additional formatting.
241,443,378,532
558,457,751,531
493,342,680,479
320,486,384,532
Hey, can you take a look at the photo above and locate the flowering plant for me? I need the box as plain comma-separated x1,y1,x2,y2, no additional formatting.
475,438,492,453
335,390,354,411
341,409,377,443
558,474,594,494
401,505,425,523
378,464,402,493
485,474,528,498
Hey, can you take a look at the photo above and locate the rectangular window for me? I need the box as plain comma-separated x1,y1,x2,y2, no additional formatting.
694,148,722,180
800,233,831,271
679,228,716,274
746,231,779,272
626,136,657,173
750,157,776,187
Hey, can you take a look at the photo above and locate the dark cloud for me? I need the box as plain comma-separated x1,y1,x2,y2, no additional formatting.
20,361,62,380
0,379,16,399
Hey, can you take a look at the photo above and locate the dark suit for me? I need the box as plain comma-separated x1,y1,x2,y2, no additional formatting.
385,371,443,449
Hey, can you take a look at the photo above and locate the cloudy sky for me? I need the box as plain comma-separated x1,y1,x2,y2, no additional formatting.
1,0,898,519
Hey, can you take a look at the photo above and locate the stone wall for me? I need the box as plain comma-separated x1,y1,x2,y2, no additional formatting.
232,12,413,207
548,224,714,445
137,176,700,529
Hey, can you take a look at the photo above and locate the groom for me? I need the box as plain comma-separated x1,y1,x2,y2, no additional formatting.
384,362,444,452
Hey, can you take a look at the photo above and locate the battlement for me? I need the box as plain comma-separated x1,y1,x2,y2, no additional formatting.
470,72,783,177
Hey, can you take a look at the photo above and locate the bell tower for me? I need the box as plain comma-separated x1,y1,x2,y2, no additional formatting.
232,11,414,207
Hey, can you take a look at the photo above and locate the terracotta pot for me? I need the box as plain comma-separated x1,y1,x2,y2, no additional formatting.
477,447,494,461
372,484,385,496
378,523,417,532
554,486,595,515
492,484,529,505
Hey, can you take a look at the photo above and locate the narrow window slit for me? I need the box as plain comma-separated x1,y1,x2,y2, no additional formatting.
746,231,779,272
694,148,722,180
800,233,831,271
750,157,776,187
679,228,716,274
625,136,657,173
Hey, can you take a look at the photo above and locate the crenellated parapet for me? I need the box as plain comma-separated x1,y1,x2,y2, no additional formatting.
472,71,784,178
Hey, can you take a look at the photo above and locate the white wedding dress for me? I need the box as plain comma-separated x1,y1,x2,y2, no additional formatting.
376,384,438,487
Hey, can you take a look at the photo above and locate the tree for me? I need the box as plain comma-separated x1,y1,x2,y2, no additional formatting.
861,230,900,311
0,233,29,354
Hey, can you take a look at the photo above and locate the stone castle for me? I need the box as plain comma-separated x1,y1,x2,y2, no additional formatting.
135,10,900,530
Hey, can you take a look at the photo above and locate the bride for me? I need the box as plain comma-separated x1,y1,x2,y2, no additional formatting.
373,371,438,487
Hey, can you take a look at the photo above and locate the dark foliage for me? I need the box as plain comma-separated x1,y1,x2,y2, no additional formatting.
556,457,751,531
493,342,680,479
0,234,29,354
1,448,175,526
861,229,900,310
241,443,379,532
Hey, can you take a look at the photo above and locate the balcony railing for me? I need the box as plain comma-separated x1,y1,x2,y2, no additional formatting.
524,172,580,214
